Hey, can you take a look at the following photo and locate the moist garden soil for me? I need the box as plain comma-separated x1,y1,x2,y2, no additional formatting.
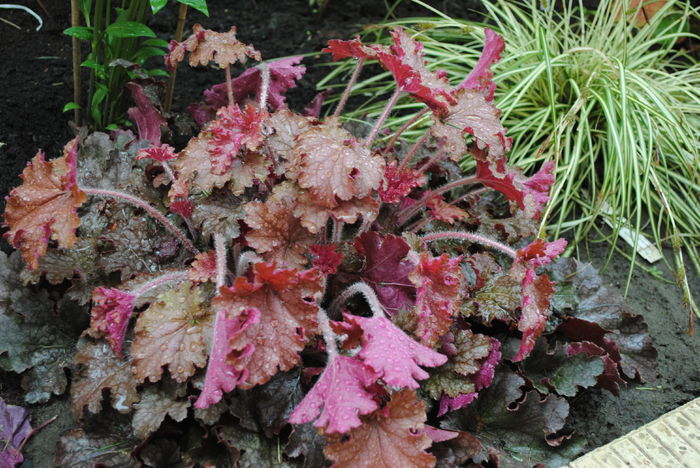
0,0,698,466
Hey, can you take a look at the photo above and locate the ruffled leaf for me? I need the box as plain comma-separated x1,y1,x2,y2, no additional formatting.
168,24,261,69
289,354,379,434
70,340,140,418
132,384,191,439
189,251,217,283
214,263,323,388
292,119,384,205
378,161,426,204
457,28,505,101
324,389,435,468
88,287,137,357
512,266,555,362
517,237,568,269
244,183,316,269
432,88,511,162
409,253,464,346
310,244,344,276
3,139,86,269
195,307,259,408
345,313,447,388
131,283,213,383
208,104,267,174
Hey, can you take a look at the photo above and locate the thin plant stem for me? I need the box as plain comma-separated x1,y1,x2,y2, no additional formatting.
236,250,261,277
258,63,271,110
422,231,517,258
416,146,447,173
329,281,387,319
382,108,430,155
132,270,189,297
396,175,478,224
365,88,402,148
407,217,431,234
164,2,188,113
214,233,227,289
70,0,81,125
316,309,338,358
333,58,365,119
397,131,429,171
17,415,57,453
81,187,199,255
225,65,234,107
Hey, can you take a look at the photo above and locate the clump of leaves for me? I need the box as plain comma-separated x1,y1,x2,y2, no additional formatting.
2,24,656,467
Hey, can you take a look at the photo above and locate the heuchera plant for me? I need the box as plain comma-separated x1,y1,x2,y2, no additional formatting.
3,25,649,467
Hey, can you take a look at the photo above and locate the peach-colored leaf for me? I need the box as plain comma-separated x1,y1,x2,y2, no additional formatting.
131,283,213,383
244,183,316,269
324,389,435,468
292,119,384,205
173,134,231,192
179,24,261,68
4,139,86,269
216,263,323,388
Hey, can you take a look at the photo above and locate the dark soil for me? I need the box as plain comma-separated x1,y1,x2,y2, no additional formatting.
1,0,698,466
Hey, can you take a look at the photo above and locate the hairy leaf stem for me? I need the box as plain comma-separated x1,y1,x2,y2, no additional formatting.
364,88,402,148
329,281,387,319
396,175,478,225
421,231,517,258
81,187,199,255
225,65,234,106
317,308,339,359
396,130,429,172
382,107,430,155
333,58,365,119
132,270,189,297
214,233,227,289
258,63,271,110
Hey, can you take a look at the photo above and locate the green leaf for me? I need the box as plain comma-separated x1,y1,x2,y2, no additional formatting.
105,21,157,38
144,68,170,77
64,26,93,40
132,46,168,63
105,123,120,131
177,0,209,16
63,102,82,112
150,0,168,14
143,38,169,48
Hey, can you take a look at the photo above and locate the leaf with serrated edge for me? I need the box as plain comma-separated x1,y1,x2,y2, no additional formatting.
132,385,191,439
131,283,212,383
70,340,140,418
324,389,435,468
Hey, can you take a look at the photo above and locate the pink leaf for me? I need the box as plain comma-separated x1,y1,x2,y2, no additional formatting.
303,91,329,118
136,144,177,162
126,82,167,146
345,313,447,389
207,104,266,175
323,37,378,60
568,341,625,396
353,232,417,314
289,354,379,434
309,244,344,275
189,251,217,283
476,159,555,216
232,56,306,110
516,237,568,269
457,28,505,101
437,392,478,416
513,268,555,361
0,398,32,467
377,28,454,115
378,161,426,204
409,253,464,347
195,307,260,408
473,338,501,390
89,287,137,357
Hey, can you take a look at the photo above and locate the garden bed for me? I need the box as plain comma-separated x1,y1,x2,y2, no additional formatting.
0,0,698,466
